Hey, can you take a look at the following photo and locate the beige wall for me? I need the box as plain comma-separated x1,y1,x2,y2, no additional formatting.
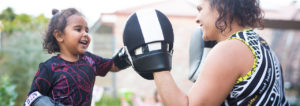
93,33,114,88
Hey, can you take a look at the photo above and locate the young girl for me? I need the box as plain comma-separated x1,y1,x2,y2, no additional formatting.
25,8,130,106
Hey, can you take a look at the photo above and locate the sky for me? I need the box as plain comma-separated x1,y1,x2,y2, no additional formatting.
0,0,299,26
0,0,163,26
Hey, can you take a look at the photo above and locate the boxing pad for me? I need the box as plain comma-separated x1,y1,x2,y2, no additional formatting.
123,9,174,80
188,28,217,82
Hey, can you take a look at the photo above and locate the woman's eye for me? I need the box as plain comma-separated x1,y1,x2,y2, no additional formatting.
197,7,202,12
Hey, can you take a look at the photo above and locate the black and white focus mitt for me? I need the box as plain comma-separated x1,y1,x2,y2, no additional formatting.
123,9,174,80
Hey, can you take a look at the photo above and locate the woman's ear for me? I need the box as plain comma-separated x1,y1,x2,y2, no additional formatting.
53,30,64,43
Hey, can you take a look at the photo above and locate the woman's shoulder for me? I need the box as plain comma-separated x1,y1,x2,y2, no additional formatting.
208,39,254,72
212,39,250,57
207,40,243,66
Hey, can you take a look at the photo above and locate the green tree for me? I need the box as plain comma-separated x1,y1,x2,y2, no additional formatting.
0,7,50,105
0,7,16,34
0,32,51,105
0,7,15,21
0,75,18,106
0,7,49,35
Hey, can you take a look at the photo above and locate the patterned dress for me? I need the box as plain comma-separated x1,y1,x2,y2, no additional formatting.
28,52,113,106
222,29,289,106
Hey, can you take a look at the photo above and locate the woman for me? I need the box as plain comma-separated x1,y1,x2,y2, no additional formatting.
153,0,289,105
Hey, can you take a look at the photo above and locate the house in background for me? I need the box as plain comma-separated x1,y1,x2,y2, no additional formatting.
90,0,300,103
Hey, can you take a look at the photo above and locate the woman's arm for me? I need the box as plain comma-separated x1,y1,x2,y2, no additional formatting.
153,39,253,106
154,71,189,106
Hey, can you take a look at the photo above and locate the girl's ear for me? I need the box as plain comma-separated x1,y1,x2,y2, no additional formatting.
53,30,64,43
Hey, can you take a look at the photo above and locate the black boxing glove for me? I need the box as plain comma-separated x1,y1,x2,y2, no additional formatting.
24,91,66,106
188,28,217,82
112,47,132,70
123,9,174,80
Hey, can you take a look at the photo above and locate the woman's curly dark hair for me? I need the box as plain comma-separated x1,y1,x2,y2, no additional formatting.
209,0,264,32
43,8,83,54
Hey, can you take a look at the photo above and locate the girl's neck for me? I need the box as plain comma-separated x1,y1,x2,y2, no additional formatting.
59,51,80,62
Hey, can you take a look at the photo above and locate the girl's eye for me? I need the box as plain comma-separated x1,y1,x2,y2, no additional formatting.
75,29,81,32
85,29,89,33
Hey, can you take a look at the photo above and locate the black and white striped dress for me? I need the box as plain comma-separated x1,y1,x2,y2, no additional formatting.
222,29,289,106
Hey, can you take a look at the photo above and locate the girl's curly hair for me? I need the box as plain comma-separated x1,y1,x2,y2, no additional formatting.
43,8,83,54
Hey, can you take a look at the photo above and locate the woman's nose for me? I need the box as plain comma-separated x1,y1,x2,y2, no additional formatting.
195,14,201,24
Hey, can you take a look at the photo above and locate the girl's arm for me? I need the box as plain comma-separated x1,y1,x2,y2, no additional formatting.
25,63,55,105
86,51,114,76
110,63,121,72
27,63,52,96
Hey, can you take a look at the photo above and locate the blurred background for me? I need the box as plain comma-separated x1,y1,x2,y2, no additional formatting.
0,0,299,106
